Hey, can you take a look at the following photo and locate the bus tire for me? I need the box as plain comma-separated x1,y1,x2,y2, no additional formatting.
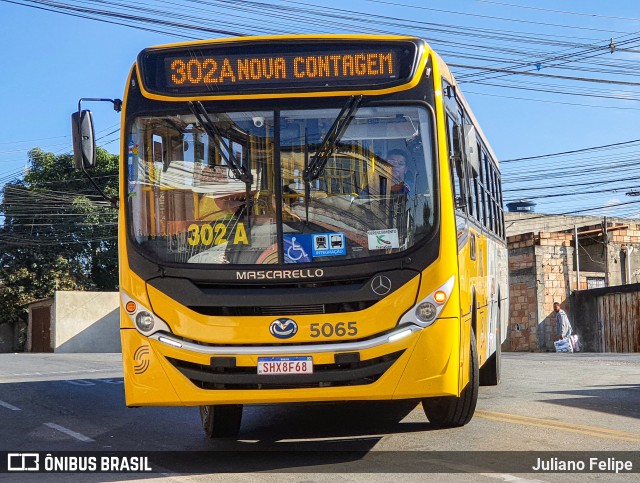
421,330,479,428
199,404,243,438
480,308,501,386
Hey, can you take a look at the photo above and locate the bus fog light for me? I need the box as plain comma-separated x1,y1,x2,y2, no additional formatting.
416,302,437,324
136,311,155,331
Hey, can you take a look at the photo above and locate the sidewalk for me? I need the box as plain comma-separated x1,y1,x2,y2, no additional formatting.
0,353,122,383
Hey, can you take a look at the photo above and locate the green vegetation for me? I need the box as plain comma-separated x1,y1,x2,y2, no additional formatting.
0,147,119,340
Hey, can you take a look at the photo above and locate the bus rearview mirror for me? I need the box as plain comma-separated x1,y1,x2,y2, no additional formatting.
72,110,96,169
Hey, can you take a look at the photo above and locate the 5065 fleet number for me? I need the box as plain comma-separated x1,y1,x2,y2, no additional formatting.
310,322,357,338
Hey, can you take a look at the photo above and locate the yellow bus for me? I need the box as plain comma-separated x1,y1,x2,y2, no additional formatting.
72,34,508,438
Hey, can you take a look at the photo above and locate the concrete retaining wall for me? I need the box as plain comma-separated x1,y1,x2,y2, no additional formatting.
53,292,120,353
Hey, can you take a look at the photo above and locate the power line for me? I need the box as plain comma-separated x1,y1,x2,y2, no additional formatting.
362,0,635,34
2,0,639,220
505,183,640,202
506,199,640,222
501,138,640,163
469,79,640,102
478,0,640,23
464,89,640,111
450,63,640,86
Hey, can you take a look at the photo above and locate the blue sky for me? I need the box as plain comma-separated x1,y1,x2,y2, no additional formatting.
1,0,639,218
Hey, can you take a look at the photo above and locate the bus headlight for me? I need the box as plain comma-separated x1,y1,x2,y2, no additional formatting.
121,291,172,336
136,311,155,332
398,276,455,328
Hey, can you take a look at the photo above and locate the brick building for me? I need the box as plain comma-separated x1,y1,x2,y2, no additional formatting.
506,213,640,352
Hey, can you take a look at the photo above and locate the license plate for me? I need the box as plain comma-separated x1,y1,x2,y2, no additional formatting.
257,356,313,375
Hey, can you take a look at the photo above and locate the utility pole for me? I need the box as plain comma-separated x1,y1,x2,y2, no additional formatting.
603,216,609,287
574,225,580,291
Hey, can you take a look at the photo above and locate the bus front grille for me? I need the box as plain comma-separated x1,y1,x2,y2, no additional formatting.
256,304,325,316
166,350,404,390
188,300,375,316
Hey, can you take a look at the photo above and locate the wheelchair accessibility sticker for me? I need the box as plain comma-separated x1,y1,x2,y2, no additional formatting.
312,233,346,257
284,235,313,263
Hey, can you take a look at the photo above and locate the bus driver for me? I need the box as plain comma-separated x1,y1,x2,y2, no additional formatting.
387,148,413,194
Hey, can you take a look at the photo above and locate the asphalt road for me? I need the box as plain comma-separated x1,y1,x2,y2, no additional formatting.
0,352,639,481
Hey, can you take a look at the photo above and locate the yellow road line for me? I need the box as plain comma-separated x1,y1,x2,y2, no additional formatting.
476,410,640,443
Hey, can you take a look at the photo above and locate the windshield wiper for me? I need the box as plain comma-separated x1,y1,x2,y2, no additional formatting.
188,101,253,185
302,95,362,183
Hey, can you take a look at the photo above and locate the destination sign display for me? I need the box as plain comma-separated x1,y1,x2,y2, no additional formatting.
137,40,420,96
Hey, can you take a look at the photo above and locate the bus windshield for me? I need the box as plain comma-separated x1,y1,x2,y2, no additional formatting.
127,105,436,266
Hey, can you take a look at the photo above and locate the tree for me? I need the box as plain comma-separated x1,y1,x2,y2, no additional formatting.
0,147,119,330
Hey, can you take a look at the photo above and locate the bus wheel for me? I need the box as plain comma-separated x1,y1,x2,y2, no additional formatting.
480,308,501,386
421,330,479,428
199,404,243,438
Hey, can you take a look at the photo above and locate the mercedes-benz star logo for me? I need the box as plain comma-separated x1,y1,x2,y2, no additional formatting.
371,275,392,296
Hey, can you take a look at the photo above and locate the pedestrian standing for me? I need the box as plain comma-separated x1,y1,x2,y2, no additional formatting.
553,301,573,340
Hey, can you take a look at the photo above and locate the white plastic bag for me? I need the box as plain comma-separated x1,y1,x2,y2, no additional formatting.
554,338,573,353
569,334,581,352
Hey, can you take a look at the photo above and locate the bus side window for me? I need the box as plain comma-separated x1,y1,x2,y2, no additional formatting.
446,115,466,213
494,169,503,237
468,166,477,220
483,153,493,232
472,166,482,224
479,149,488,228
475,143,485,226
460,122,479,220
490,164,498,235
497,176,505,238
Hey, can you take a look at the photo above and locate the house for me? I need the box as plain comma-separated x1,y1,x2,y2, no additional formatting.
27,291,119,353
506,212,640,351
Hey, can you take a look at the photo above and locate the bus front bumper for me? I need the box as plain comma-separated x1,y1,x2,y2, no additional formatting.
121,320,460,406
